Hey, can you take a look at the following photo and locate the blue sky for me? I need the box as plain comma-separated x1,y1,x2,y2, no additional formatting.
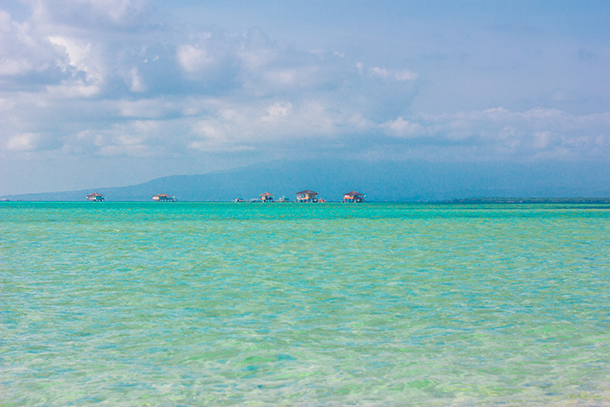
1,0,609,195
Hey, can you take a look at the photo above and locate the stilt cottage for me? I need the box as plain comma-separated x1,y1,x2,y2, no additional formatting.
342,191,365,203
153,194,176,202
296,190,319,203
86,193,105,202
260,192,274,202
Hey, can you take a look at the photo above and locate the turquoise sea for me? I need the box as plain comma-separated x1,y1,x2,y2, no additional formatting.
2,202,609,406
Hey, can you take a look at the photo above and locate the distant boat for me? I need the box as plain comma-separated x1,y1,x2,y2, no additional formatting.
234,198,244,203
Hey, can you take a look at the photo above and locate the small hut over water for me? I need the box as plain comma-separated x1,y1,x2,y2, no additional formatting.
260,192,274,202
343,191,365,203
296,190,319,203
86,193,105,202
153,194,176,202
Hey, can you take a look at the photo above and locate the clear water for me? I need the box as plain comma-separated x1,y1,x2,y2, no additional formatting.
1,202,609,406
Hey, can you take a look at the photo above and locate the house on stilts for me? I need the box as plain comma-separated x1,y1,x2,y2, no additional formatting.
260,192,274,202
86,193,105,202
153,194,176,202
342,191,365,203
296,190,319,203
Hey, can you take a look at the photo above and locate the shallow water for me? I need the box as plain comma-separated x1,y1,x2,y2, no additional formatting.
1,202,609,406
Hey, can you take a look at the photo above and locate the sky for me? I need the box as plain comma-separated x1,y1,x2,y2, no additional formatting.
1,0,609,195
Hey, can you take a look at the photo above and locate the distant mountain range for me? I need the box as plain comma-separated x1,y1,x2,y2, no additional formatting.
2,159,610,202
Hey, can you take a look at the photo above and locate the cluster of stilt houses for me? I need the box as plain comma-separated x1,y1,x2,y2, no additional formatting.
237,190,364,203
86,190,365,203
237,190,365,203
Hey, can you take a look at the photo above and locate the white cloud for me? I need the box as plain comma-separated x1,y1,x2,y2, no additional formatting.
177,44,214,73
0,58,33,75
46,80,101,98
46,35,104,97
88,0,149,24
28,0,152,28
369,66,418,81
237,28,276,69
394,69,418,81
6,133,39,151
523,108,564,120
0,98,16,110
195,122,216,137
0,9,11,32
98,143,150,156
48,36,99,79
383,117,421,137
369,67,389,78
413,107,610,158
116,98,174,118
0,0,608,166
263,67,319,87
128,67,146,92
499,125,516,139
0,10,57,79
533,131,551,148
348,113,372,130
262,102,293,122
74,120,162,157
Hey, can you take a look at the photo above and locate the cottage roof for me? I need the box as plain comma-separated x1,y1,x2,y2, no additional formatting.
296,190,318,195
260,192,274,197
344,191,364,196
87,193,104,197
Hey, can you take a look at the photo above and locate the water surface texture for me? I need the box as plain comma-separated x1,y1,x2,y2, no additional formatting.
2,202,609,406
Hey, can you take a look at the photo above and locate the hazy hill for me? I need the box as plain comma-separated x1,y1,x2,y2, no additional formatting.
3,159,610,202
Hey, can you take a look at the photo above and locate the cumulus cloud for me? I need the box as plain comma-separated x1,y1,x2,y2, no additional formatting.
382,117,421,137
369,66,418,81
0,58,33,75
0,0,608,170
0,9,11,30
177,44,214,73
44,33,105,98
262,102,293,122
394,70,418,81
116,98,175,118
412,108,610,159
30,0,153,28
6,133,40,151
127,67,145,92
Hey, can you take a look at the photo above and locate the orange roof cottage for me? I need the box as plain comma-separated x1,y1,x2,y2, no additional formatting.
342,191,365,203
86,193,105,202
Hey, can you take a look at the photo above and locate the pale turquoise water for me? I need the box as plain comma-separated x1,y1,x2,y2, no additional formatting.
1,202,609,406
